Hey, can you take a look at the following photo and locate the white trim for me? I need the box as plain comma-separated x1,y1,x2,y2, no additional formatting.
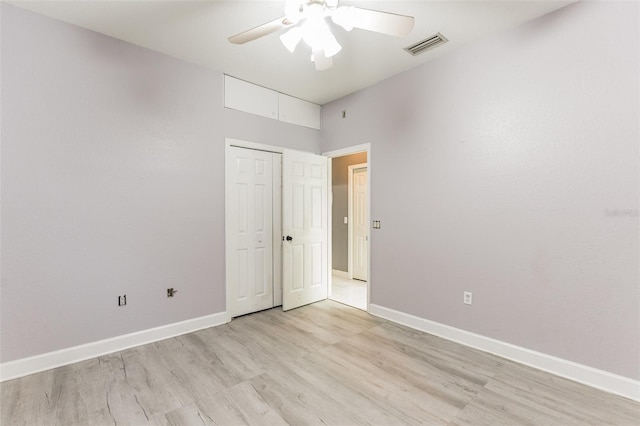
368,304,640,402
332,269,350,279
327,159,333,298
323,144,372,311
226,138,284,154
347,164,353,279
323,143,370,158
0,311,228,382
272,153,283,307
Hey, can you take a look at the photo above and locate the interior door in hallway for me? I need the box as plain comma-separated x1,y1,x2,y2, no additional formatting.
226,146,276,317
352,167,368,281
282,149,328,311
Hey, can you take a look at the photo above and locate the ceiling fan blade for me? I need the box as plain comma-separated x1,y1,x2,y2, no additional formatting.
228,17,292,44
348,7,414,37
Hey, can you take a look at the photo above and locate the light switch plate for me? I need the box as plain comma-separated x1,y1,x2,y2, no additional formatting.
344,217,348,224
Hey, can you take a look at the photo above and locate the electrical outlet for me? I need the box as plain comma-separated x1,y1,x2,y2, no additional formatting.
463,291,472,305
118,295,127,306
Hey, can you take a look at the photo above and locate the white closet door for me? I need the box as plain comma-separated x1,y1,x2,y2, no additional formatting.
226,146,274,317
282,149,328,311
353,168,368,281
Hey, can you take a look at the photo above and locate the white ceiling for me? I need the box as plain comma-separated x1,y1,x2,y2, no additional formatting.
10,0,575,105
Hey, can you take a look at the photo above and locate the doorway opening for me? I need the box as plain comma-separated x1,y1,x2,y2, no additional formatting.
328,150,368,310
225,138,371,319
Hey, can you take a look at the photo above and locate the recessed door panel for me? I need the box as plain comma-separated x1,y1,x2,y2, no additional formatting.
237,248,248,299
292,184,305,230
255,184,265,232
292,244,304,291
311,185,322,229
311,242,322,287
237,183,248,233
255,247,266,296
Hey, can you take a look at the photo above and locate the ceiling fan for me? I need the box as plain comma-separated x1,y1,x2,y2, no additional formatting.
228,0,415,71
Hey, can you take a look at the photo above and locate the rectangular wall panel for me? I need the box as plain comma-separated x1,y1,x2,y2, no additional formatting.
278,93,321,130
224,75,278,120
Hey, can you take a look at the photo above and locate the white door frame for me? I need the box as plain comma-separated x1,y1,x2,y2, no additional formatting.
226,138,369,317
348,163,367,281
323,143,371,311
224,138,284,322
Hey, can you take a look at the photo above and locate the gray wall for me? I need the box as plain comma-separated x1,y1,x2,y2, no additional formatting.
332,152,367,272
321,1,639,380
0,3,320,363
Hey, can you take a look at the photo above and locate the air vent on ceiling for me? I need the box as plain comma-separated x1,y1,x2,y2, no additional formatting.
404,32,448,56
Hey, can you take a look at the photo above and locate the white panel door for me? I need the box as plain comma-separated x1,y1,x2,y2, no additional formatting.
226,146,274,317
353,168,368,281
282,149,328,311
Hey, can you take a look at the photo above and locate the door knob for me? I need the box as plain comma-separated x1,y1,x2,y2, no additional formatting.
286,236,293,241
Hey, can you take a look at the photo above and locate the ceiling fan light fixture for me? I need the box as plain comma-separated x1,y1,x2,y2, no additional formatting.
280,27,302,52
284,0,303,24
325,0,339,8
229,0,415,71
301,15,341,57
312,49,333,71
323,32,342,57
301,16,326,47
331,6,355,31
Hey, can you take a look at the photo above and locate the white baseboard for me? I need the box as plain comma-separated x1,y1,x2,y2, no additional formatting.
368,304,640,402
0,311,229,382
332,269,350,279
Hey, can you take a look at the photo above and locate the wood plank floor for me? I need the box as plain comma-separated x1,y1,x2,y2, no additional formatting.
2,300,639,425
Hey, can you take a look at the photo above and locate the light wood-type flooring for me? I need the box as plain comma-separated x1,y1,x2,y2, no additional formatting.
2,301,639,425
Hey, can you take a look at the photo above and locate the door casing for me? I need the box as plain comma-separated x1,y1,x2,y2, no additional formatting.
225,138,372,319
323,144,372,310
